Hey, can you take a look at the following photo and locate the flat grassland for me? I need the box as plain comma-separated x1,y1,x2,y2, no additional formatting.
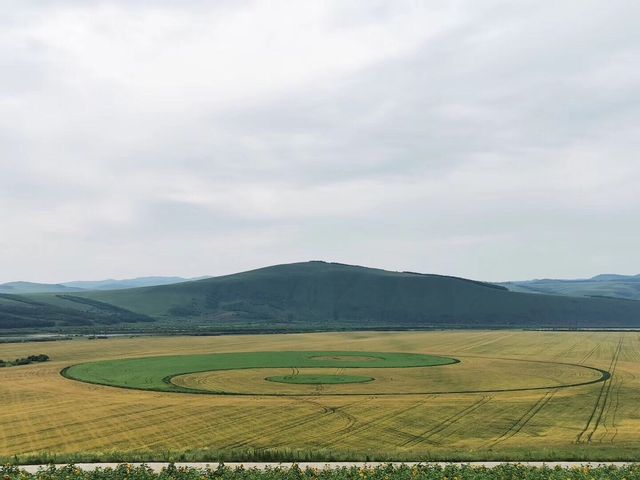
1,331,639,461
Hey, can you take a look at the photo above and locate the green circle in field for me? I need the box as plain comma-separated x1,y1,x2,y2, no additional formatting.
62,350,458,395
266,374,374,385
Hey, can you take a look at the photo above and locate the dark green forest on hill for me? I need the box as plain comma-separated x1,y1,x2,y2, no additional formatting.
2,262,640,332
0,293,153,329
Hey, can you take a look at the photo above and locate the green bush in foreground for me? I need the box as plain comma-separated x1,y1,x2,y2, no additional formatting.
2,463,640,480
4,446,640,465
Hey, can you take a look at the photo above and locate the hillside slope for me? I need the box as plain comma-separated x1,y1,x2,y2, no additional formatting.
0,293,154,329
75,261,640,330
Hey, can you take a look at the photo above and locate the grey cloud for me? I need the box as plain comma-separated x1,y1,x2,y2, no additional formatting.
1,1,639,282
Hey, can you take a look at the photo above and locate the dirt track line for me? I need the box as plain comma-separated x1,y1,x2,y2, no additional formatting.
223,400,336,449
601,376,622,443
223,396,359,449
142,404,288,450
609,377,623,443
576,337,622,444
228,397,369,450
488,390,555,448
586,337,623,443
323,401,426,448
400,396,492,448
265,398,362,449
579,345,599,366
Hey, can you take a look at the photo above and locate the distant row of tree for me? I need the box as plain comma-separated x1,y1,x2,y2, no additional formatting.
0,354,50,367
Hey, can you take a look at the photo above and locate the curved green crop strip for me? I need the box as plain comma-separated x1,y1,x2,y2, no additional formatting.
62,351,458,394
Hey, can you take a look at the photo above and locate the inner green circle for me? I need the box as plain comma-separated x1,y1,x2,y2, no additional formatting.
266,374,374,385
62,350,458,394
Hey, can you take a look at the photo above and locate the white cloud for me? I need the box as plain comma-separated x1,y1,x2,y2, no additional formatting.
1,0,639,282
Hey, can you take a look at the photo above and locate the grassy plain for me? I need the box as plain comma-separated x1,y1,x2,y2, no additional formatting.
1,331,640,462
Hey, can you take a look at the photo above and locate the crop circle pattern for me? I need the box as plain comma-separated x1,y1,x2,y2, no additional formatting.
62,350,610,396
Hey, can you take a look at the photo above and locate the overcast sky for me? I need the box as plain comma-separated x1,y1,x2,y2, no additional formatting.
1,1,639,283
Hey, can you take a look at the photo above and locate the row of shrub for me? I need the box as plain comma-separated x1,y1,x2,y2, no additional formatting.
0,353,49,367
2,463,640,480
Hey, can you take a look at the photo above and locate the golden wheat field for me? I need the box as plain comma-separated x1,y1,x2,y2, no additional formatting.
1,331,640,461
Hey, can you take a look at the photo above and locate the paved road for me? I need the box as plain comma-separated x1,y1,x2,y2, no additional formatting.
13,462,637,473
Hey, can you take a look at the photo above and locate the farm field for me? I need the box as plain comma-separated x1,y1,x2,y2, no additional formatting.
1,330,640,462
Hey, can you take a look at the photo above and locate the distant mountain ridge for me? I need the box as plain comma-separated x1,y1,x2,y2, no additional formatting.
0,282,84,294
0,276,208,294
500,273,640,300
590,274,640,282
61,276,209,291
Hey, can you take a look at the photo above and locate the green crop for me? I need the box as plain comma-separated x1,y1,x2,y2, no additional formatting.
3,463,640,480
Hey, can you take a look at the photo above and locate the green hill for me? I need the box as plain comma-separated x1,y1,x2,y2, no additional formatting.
3,262,640,331
73,261,640,330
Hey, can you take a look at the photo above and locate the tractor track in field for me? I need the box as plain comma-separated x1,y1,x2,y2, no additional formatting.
141,403,290,450
598,342,625,444
222,399,336,449
224,397,362,450
400,395,493,448
370,398,448,446
487,390,556,449
585,337,622,444
575,337,623,444
258,402,358,448
579,345,600,366
603,377,623,443
223,402,338,449
323,401,427,448
263,398,362,448
553,341,578,362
